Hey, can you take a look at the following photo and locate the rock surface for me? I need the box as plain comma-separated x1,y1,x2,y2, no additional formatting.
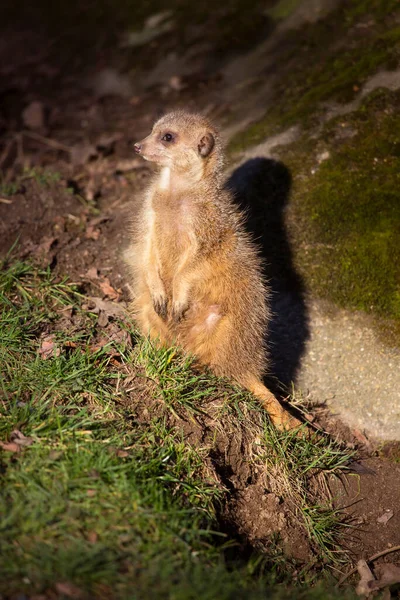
297,300,400,441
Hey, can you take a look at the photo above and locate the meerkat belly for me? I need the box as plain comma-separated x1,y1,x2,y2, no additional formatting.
184,254,257,329
178,270,231,336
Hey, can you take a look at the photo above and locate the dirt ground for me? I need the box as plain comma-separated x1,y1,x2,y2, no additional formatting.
1,5,400,590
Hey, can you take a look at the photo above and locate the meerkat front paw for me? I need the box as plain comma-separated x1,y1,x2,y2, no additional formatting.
171,299,189,322
152,294,168,320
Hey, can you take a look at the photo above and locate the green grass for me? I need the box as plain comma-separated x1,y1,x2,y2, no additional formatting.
0,261,223,596
237,406,352,564
135,337,222,416
0,167,62,198
0,180,20,197
0,259,356,598
21,166,62,186
266,0,301,21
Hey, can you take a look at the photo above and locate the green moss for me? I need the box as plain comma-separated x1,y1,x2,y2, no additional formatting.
282,90,400,321
266,0,301,21
229,4,400,154
291,28,400,106
343,0,400,24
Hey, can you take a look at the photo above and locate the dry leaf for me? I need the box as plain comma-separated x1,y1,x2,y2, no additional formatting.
104,325,132,347
64,340,77,348
49,450,62,460
99,277,119,299
84,297,127,319
35,236,57,256
55,582,83,598
22,101,45,129
90,338,109,352
348,461,375,475
116,449,129,458
87,489,97,497
11,430,34,447
85,266,99,279
84,176,97,202
352,428,372,448
87,530,98,544
70,143,97,166
0,441,21,453
39,334,60,359
85,225,100,240
88,215,110,227
97,311,109,328
377,509,394,525
0,430,34,453
373,563,400,588
355,559,375,597
356,560,400,598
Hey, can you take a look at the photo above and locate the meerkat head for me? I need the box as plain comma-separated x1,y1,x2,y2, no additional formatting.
133,111,223,180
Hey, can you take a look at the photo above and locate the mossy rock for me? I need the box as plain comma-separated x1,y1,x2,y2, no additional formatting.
228,1,400,154
282,89,400,321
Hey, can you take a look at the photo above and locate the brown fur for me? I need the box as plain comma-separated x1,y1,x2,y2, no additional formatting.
125,111,299,429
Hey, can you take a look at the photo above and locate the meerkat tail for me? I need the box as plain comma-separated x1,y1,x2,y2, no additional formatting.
244,377,301,431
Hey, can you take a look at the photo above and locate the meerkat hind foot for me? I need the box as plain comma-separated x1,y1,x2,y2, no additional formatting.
245,378,303,432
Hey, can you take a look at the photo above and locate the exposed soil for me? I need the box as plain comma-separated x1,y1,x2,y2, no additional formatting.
123,380,314,565
1,3,400,592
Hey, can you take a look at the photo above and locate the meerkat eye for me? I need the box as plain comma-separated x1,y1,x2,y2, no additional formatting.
162,132,174,142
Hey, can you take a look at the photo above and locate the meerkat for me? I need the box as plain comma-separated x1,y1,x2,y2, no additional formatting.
125,111,300,430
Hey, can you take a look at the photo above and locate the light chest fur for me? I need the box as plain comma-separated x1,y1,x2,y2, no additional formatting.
142,170,195,286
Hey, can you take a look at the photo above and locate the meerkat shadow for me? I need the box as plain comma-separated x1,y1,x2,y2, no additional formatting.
225,157,310,395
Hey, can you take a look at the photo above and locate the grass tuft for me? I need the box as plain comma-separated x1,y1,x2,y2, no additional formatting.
135,336,221,416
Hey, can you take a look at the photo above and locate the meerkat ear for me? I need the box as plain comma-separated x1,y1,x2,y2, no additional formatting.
198,132,215,157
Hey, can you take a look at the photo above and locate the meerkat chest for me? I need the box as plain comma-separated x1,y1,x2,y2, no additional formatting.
154,206,192,253
149,191,196,283
152,189,196,239
153,212,192,284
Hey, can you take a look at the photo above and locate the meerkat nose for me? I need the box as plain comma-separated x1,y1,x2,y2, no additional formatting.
133,143,142,154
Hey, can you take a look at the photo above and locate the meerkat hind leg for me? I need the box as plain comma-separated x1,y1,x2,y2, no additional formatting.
244,377,302,431
184,310,300,431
